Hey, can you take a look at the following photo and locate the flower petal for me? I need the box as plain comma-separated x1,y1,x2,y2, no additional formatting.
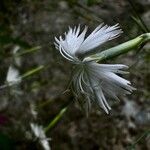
78,24,122,56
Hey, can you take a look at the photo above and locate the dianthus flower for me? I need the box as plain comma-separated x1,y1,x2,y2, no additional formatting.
55,24,135,114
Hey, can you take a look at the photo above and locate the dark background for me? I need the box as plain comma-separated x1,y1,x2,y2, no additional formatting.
0,0,149,149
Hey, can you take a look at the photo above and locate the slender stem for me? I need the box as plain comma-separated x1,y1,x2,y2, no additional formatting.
127,0,149,32
75,2,103,21
44,107,67,132
15,46,41,57
21,65,45,79
86,33,150,62
0,65,47,89
128,130,150,150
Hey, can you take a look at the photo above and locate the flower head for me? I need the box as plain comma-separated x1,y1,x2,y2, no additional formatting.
55,23,135,114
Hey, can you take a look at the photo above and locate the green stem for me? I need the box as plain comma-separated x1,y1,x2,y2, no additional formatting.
21,65,45,79
131,16,147,33
128,130,150,150
75,2,102,22
87,33,150,62
15,46,41,57
128,0,149,33
44,107,67,133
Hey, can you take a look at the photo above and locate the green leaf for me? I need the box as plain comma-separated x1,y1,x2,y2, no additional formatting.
21,65,45,79
15,46,41,57
44,107,67,132
131,16,147,33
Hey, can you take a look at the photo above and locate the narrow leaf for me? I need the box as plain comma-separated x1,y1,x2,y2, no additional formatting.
44,107,67,132
21,65,44,79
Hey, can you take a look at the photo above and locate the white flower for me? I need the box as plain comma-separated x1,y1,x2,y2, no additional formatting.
55,23,135,114
6,65,21,86
30,123,51,150
5,46,21,87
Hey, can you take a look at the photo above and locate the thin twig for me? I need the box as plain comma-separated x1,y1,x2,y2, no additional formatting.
127,0,149,32
128,130,150,150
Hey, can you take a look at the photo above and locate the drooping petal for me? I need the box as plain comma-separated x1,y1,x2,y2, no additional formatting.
72,61,135,114
88,62,135,92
